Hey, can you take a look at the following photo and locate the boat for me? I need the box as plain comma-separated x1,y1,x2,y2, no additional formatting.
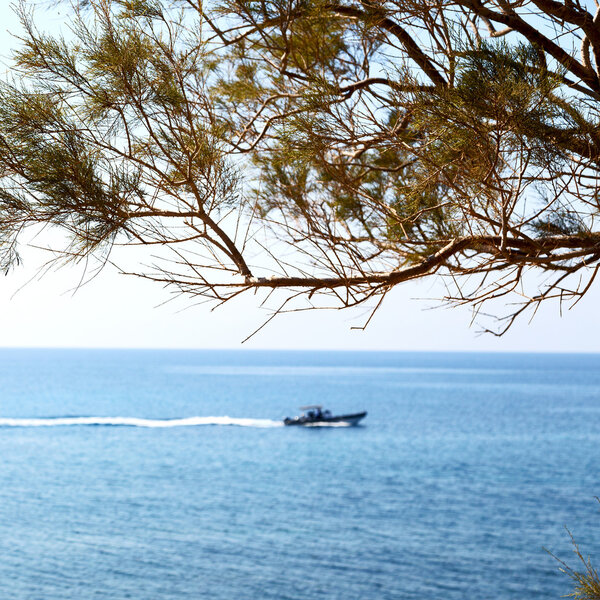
283,405,367,426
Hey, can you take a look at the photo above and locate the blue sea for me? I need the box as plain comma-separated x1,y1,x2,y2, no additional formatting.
0,349,598,599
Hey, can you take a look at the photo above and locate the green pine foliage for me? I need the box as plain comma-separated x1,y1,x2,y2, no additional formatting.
2,0,600,325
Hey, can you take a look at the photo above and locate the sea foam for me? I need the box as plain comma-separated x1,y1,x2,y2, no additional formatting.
0,416,284,428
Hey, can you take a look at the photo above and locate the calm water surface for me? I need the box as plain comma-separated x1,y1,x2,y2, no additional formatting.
0,349,598,599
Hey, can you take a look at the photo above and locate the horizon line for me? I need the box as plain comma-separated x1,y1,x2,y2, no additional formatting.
0,346,597,355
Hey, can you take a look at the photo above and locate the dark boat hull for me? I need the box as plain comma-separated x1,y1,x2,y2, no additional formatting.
283,411,367,426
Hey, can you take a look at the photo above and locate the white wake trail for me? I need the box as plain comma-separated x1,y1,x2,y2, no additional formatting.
0,416,284,428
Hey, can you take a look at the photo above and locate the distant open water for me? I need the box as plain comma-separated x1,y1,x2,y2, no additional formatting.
0,349,598,599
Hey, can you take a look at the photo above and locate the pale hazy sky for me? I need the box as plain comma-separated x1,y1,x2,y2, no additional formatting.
0,4,598,352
